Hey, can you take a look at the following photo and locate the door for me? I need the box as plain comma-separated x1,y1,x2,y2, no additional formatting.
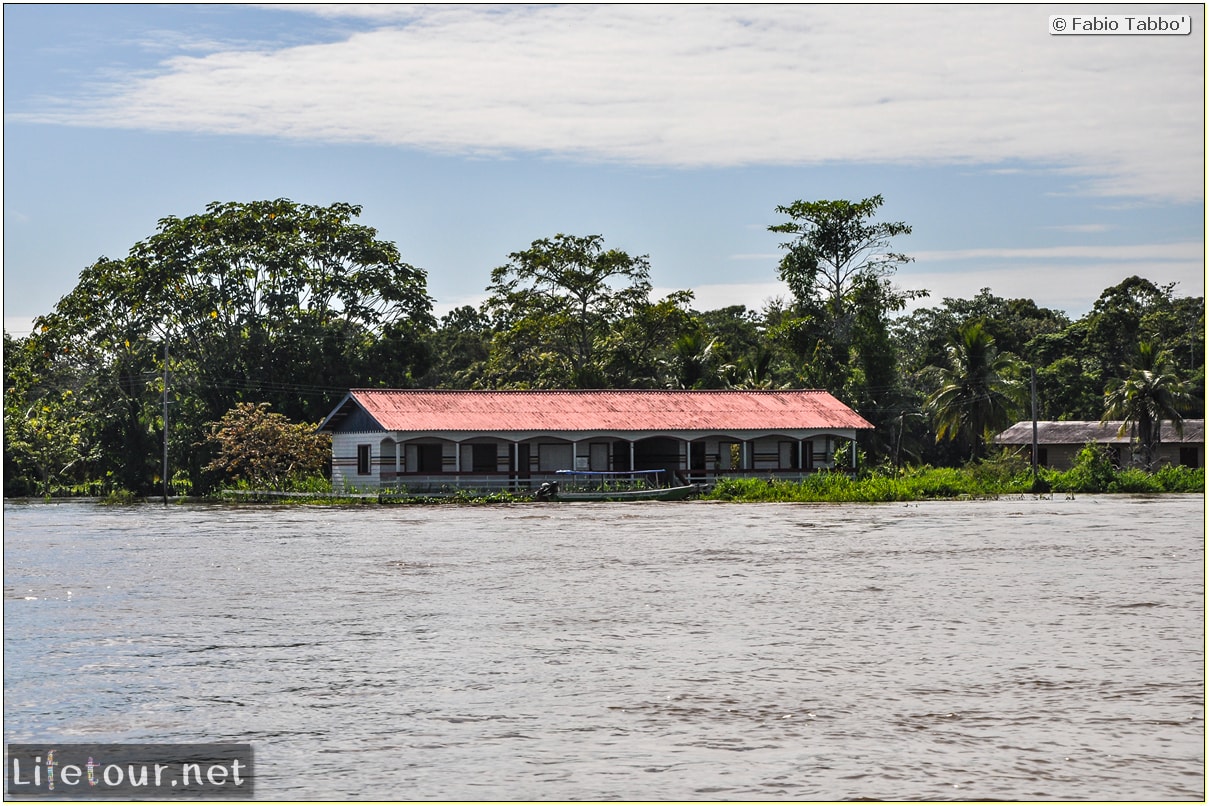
590,442,609,471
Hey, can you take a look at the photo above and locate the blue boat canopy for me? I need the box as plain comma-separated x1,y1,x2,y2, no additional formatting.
554,469,664,476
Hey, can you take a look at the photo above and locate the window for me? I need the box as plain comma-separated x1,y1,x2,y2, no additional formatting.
417,444,443,473
1180,446,1199,468
357,444,372,475
472,443,497,472
538,443,573,471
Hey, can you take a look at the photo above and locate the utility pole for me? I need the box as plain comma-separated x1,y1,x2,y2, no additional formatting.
163,339,169,506
1030,366,1043,492
1030,367,1039,477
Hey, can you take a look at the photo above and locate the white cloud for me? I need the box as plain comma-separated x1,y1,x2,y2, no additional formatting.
913,242,1204,262
901,260,1205,315
654,281,792,314
11,5,1204,202
907,240,1205,312
1044,224,1112,234
3,316,38,337
678,241,1205,316
432,292,488,320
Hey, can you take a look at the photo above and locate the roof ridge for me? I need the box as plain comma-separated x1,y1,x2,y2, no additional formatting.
350,388,829,394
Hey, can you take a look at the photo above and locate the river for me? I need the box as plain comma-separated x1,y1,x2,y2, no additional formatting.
3,496,1204,800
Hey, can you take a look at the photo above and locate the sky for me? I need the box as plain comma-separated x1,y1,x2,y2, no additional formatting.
3,4,1205,337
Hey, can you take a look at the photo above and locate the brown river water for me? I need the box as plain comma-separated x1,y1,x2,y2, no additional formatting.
3,496,1204,800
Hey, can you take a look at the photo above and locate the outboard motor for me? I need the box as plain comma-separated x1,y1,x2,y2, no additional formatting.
535,481,559,501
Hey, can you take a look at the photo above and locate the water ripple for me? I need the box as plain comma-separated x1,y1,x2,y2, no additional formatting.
3,496,1204,800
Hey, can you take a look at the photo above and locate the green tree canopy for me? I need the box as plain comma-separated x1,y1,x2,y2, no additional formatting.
1026,277,1202,421
768,196,921,386
894,288,1071,373
4,388,92,497
482,233,691,388
769,195,914,305
769,195,924,461
203,402,331,489
27,199,433,493
1102,341,1196,470
925,321,1026,461
421,306,494,388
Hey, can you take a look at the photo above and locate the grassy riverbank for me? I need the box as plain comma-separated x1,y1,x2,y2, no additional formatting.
20,444,1204,506
208,458,1204,506
704,454,1204,504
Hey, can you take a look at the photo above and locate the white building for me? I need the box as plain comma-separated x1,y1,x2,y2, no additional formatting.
317,389,873,492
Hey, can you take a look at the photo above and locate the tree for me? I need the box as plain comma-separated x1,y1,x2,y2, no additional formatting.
1102,342,1195,470
665,330,722,389
1084,277,1174,377
1080,277,1204,396
768,195,921,390
27,257,168,492
697,305,764,364
125,199,434,418
602,292,697,388
1021,277,1203,421
721,347,786,390
31,199,433,493
482,234,680,388
4,331,110,495
892,289,1072,455
203,402,331,489
894,288,1070,376
421,306,493,388
925,321,1025,461
769,195,924,462
769,195,914,312
4,390,91,496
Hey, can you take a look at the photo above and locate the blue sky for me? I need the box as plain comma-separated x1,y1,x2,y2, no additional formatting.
3,4,1204,337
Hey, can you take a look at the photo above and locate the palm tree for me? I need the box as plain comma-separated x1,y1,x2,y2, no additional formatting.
1102,342,1193,470
925,321,1025,461
667,331,720,389
721,347,786,390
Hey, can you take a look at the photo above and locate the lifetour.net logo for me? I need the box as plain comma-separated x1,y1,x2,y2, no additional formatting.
6,744,254,799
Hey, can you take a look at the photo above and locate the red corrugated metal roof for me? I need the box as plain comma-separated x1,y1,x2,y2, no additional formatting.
336,389,873,432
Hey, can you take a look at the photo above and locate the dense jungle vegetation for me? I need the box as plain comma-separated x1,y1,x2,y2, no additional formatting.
4,197,1203,497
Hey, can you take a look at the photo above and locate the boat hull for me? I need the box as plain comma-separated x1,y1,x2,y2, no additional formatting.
546,484,702,502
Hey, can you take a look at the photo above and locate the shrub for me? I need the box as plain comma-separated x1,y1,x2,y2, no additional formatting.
695,450,1201,502
1110,468,1161,493
101,489,140,505
1052,443,1117,493
170,470,193,497
906,466,970,498
285,475,334,494
965,449,1032,492
1152,464,1206,493
203,402,331,490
